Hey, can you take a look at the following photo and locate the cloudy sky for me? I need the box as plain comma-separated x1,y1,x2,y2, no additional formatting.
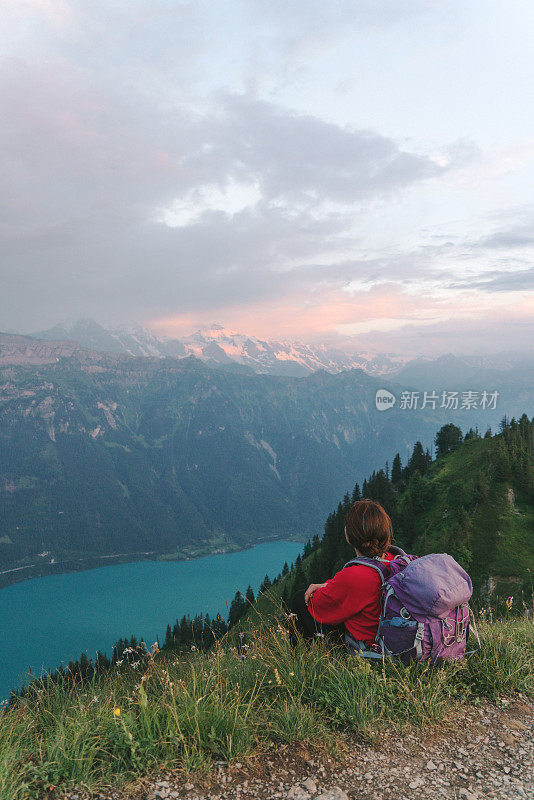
2,0,534,355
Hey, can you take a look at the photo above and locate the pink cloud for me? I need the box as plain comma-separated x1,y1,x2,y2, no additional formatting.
150,284,412,340
149,282,534,356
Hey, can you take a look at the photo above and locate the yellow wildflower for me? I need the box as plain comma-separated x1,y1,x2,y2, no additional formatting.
113,707,121,717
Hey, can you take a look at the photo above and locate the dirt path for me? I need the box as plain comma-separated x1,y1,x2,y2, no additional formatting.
64,697,533,800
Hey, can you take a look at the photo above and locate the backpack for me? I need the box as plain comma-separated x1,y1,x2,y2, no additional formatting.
343,546,476,664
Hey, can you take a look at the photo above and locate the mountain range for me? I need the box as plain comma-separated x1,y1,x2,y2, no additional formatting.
0,351,475,582
27,319,409,376
3,319,532,428
21,318,534,394
0,320,532,585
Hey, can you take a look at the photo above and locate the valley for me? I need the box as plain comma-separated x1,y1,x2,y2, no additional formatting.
1,323,531,585
0,348,507,581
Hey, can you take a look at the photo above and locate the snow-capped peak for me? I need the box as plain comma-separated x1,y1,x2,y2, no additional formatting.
28,318,411,377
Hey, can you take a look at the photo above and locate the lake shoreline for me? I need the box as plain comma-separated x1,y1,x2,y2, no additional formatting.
0,534,306,590
0,539,305,699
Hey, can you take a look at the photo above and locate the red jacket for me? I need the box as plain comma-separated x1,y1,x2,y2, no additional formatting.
308,553,394,644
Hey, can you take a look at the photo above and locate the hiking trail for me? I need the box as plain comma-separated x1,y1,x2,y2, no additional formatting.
61,697,533,800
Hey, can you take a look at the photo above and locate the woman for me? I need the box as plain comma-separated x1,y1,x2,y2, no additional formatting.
290,499,395,654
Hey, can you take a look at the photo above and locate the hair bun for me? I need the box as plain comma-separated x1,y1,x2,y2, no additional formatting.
345,500,392,558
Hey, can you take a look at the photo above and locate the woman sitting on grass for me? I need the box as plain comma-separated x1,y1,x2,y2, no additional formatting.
290,499,395,654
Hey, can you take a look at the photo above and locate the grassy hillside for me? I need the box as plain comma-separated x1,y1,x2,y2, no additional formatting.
263,416,534,612
1,619,532,800
394,417,534,600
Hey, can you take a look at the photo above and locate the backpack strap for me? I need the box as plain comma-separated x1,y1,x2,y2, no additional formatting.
342,557,390,586
388,545,408,557
469,607,481,650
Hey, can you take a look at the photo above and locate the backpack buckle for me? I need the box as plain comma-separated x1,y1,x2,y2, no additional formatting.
441,617,456,646
414,622,425,659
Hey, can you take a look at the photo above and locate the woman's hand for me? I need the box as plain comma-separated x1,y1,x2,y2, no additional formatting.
305,582,327,605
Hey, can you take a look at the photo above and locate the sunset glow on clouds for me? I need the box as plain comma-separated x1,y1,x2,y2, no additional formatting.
151,282,534,355
1,1,534,355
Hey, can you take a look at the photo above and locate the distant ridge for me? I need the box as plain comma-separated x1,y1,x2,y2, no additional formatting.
28,318,409,376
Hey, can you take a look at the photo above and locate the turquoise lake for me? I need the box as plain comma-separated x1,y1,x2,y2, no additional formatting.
0,540,302,698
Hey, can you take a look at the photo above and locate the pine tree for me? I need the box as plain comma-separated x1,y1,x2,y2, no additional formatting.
292,558,307,595
79,653,91,681
365,468,395,513
228,591,247,627
391,453,402,484
464,427,480,441
519,414,531,441
180,615,190,643
494,441,512,481
212,613,227,639
165,623,172,646
307,551,325,583
351,483,361,503
407,441,428,476
95,651,110,673
435,424,463,458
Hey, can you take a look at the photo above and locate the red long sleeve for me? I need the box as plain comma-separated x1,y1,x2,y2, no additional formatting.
308,555,393,644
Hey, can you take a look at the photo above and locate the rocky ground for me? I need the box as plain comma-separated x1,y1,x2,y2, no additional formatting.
63,697,533,800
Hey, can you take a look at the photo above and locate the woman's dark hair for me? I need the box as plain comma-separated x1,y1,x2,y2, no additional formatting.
345,499,392,558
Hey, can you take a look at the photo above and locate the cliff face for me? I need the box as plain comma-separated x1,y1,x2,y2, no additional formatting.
0,333,102,366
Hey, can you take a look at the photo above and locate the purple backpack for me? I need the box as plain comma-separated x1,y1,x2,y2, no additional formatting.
343,546,474,663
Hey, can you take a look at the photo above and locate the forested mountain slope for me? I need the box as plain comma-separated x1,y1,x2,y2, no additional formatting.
288,415,534,604
393,418,534,598
0,354,460,577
